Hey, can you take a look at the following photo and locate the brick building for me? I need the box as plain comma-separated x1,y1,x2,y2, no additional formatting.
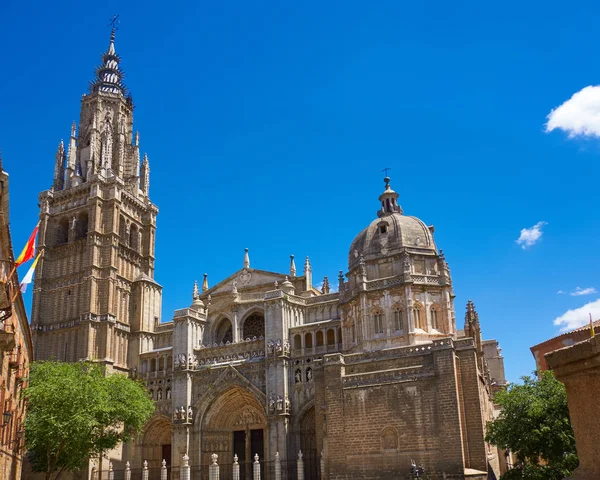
0,161,34,479
30,29,507,479
530,320,600,373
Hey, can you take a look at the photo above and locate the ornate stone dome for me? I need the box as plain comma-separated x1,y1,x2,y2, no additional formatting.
348,177,437,270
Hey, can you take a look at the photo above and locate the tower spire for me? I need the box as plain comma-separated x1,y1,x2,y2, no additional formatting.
53,140,66,190
290,255,296,277
89,27,126,95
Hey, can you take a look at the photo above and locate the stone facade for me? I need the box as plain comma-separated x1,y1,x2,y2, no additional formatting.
0,162,34,479
30,31,506,480
546,336,600,479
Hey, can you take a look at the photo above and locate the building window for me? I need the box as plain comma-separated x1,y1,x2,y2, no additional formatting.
374,313,384,335
380,225,387,234
431,307,439,330
394,310,404,331
413,307,424,330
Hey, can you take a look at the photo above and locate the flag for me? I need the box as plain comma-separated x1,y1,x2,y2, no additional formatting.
591,313,595,338
15,223,39,267
19,252,41,293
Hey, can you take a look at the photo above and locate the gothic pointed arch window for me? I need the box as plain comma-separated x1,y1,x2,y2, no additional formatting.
242,312,265,340
119,215,129,247
214,317,233,344
75,211,88,240
56,217,69,245
413,302,425,331
430,305,440,330
130,224,139,252
372,308,384,335
393,307,405,332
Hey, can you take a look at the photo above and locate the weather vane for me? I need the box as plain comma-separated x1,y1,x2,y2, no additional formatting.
109,14,120,31
381,167,391,177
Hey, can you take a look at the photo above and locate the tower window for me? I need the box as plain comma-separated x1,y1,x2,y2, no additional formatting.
374,313,384,335
394,309,404,331
380,225,387,234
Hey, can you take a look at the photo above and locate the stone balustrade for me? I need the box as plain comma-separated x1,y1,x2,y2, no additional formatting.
195,337,265,366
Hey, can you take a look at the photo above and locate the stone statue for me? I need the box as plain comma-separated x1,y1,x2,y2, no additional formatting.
306,367,313,382
232,280,238,295
285,395,291,413
157,389,162,400
211,453,218,465
267,340,274,356
283,339,290,355
173,410,178,422
295,369,302,384
268,395,275,413
179,406,186,421
275,339,282,354
276,395,283,412
188,405,193,421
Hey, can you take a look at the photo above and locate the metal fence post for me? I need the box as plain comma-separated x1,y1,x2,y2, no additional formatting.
161,459,167,480
297,451,304,480
181,454,190,480
124,461,131,480
209,453,219,480
233,454,240,480
108,462,114,480
253,454,261,480
275,452,281,480
142,460,149,480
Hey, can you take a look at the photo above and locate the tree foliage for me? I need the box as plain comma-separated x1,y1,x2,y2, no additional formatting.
485,370,578,480
24,361,154,480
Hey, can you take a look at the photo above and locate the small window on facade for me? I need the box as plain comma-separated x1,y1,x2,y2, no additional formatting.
374,313,384,334
431,307,439,330
380,225,387,234
394,310,404,331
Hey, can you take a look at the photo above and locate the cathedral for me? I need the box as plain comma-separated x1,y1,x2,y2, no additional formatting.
30,30,507,480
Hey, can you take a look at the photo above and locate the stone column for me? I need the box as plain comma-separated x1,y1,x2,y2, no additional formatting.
546,336,600,480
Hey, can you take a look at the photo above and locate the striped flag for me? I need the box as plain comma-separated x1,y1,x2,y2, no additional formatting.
15,223,39,267
19,252,42,293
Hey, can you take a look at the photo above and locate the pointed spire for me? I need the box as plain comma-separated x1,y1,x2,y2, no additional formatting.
464,300,480,337
244,248,250,269
289,255,296,277
53,140,66,190
304,256,312,291
134,131,139,147
192,280,199,300
322,276,330,294
140,153,150,196
89,28,126,95
377,175,402,217
202,273,209,292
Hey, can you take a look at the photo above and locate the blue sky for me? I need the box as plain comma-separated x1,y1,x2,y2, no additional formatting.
2,0,600,382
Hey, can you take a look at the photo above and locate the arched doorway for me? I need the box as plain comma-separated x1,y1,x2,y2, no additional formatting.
299,406,318,479
201,387,266,480
142,416,172,479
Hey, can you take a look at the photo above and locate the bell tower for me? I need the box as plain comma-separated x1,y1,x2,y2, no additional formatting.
31,29,162,371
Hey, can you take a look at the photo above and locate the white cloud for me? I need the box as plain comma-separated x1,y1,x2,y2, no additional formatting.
546,85,600,138
554,298,600,332
571,286,597,296
516,221,547,249
557,290,565,294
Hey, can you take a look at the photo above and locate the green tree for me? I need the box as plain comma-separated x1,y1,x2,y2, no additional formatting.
24,361,154,480
485,370,578,480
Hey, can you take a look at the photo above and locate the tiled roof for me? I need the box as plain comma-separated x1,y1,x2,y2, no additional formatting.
531,319,600,350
